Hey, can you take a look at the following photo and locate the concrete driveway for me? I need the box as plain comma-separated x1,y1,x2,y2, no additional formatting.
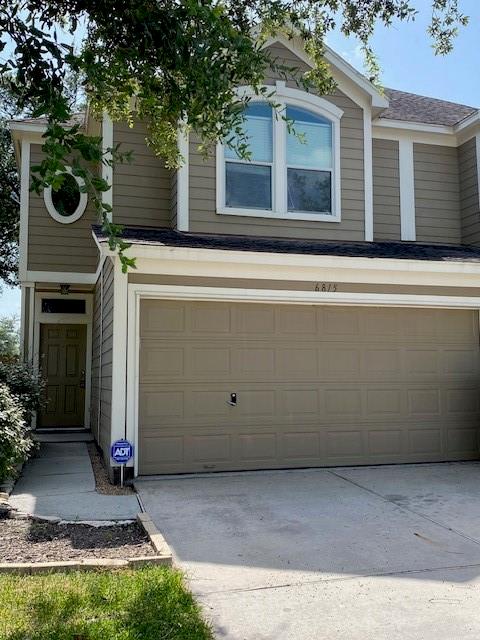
136,463,480,640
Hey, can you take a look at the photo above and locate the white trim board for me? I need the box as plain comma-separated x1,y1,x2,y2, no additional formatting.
363,108,373,241
476,135,480,211
102,113,114,221
110,257,129,449
32,291,93,430
18,140,31,282
176,129,189,231
399,139,416,241
126,282,480,477
98,242,480,285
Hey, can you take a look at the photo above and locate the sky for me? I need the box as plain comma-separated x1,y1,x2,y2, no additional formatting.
1,2,479,318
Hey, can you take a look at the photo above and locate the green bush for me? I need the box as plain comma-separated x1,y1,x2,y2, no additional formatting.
0,383,34,482
0,361,44,422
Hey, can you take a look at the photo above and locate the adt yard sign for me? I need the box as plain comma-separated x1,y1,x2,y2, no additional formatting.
111,439,134,464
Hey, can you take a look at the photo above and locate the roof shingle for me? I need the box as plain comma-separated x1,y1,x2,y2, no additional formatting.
381,89,477,126
93,225,480,263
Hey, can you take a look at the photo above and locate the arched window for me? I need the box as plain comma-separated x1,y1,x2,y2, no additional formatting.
217,83,342,222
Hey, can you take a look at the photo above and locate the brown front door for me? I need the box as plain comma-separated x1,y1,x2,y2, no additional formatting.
39,324,87,428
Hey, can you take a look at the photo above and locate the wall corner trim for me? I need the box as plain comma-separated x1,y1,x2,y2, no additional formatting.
399,139,416,241
475,135,480,211
363,108,373,241
102,113,114,221
176,130,189,231
110,257,128,446
19,140,31,281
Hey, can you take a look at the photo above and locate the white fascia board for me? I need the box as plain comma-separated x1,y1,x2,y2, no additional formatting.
374,118,453,136
260,34,387,110
373,126,457,148
97,242,480,289
26,270,98,284
455,111,480,133
8,121,47,135
323,46,388,109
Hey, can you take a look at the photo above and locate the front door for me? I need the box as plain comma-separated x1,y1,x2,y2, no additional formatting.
38,324,87,428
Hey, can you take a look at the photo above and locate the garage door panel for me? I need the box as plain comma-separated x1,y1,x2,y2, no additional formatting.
138,302,480,474
447,428,479,454
140,300,186,334
408,428,442,455
443,349,478,376
323,308,360,336
407,389,441,416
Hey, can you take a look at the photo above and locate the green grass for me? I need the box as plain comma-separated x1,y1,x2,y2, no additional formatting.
0,566,213,640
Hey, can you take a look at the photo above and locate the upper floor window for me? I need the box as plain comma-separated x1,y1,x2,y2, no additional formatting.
44,167,88,224
217,83,342,223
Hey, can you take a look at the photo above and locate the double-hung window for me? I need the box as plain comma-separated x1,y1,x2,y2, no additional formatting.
217,84,342,222
224,103,273,210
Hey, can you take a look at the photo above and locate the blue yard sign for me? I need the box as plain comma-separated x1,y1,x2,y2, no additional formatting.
111,439,134,464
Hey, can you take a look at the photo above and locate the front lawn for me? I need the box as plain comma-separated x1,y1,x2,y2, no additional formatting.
0,566,213,640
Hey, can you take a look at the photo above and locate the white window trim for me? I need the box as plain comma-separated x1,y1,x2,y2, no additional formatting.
44,167,88,224
216,81,343,223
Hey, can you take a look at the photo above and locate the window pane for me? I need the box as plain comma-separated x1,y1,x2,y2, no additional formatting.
286,106,332,170
225,103,272,163
51,173,81,216
226,163,271,209
41,298,86,314
287,168,331,213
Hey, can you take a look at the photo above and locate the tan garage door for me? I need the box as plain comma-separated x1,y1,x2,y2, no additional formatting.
138,301,480,474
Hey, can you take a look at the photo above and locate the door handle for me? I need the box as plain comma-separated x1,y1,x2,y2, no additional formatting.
79,370,86,389
227,392,237,406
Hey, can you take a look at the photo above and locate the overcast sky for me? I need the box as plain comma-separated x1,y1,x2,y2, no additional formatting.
1,3,478,318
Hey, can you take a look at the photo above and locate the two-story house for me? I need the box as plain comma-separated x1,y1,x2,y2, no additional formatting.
9,35,480,480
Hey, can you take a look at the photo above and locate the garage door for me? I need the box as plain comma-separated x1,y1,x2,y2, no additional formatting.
138,301,480,474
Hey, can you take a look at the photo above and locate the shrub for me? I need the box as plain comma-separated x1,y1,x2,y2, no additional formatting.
0,383,34,482
0,361,44,423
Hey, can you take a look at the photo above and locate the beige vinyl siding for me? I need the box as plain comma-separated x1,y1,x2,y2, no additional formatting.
90,258,114,461
459,138,480,245
373,139,401,241
113,121,172,227
414,144,461,244
188,43,365,241
27,146,99,273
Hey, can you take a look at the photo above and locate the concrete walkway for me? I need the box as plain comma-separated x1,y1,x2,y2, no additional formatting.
137,462,480,640
10,442,140,522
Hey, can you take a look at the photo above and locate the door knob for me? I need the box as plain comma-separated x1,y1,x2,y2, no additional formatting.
79,370,86,389
227,392,237,406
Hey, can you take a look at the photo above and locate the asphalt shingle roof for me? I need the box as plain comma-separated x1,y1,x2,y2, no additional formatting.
93,226,480,263
381,89,477,126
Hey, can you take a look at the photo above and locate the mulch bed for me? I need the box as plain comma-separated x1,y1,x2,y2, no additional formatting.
87,442,135,496
0,517,154,563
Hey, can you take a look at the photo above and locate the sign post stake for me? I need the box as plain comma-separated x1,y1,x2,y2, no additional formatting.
110,439,134,486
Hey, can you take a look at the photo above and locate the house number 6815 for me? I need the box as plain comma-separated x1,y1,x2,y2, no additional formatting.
315,283,338,292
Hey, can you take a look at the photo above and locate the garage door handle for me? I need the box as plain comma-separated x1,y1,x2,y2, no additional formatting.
227,393,237,406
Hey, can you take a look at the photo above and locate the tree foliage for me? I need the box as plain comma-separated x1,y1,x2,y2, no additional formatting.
0,85,20,286
0,315,19,359
0,1,469,270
